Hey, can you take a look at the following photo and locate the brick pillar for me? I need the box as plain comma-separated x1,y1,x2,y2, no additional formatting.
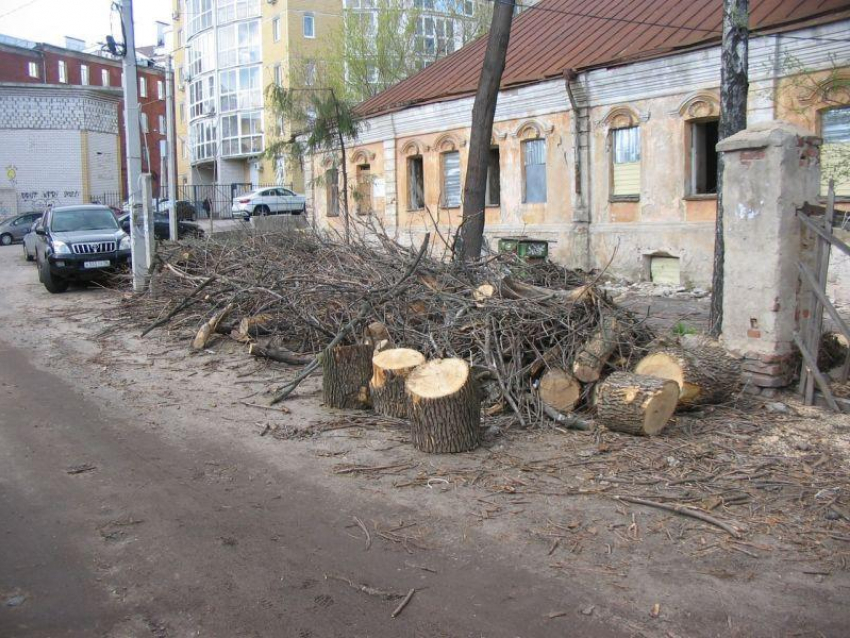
716,121,821,393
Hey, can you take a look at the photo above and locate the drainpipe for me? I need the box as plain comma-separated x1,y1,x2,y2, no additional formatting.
563,68,591,271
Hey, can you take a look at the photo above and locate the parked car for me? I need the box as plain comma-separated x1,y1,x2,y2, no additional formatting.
117,212,204,240
157,199,197,221
0,211,42,245
34,205,131,293
22,218,40,261
231,188,306,220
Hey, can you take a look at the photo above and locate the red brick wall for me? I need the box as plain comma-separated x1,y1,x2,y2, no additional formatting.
0,44,169,198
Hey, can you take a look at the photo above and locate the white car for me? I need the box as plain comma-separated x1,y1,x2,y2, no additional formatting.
231,188,306,219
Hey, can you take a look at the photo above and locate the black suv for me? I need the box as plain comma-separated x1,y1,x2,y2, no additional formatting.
35,205,131,293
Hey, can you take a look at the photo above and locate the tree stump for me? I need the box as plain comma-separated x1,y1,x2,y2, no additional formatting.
572,317,623,383
370,348,426,418
538,368,581,413
634,343,740,408
405,358,481,453
596,372,679,436
321,344,373,409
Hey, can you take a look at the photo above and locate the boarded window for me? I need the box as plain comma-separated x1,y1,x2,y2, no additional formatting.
408,156,424,210
486,147,500,207
690,119,719,195
650,255,680,285
612,126,640,197
522,139,546,204
821,107,850,197
356,164,372,215
326,167,339,217
441,151,461,207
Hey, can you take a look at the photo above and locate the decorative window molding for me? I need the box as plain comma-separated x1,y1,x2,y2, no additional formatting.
400,140,424,157
796,75,850,106
434,132,464,152
600,106,640,130
676,92,720,120
513,119,554,140
320,154,336,169
349,148,376,165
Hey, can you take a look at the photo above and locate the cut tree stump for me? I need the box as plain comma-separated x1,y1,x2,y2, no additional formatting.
635,342,740,408
321,344,373,409
538,368,581,413
596,371,679,436
370,348,426,418
362,321,394,352
572,317,623,382
405,358,481,453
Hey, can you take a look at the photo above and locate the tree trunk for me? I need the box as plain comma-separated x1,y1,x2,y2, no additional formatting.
332,90,351,245
709,0,749,337
406,358,481,453
458,0,516,261
634,342,741,408
370,348,426,418
538,368,581,413
572,317,623,383
596,372,679,436
321,343,373,409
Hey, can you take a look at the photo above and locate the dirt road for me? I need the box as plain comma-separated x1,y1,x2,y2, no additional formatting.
1,243,848,638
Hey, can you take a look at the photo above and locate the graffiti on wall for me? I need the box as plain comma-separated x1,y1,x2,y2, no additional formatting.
17,189,81,212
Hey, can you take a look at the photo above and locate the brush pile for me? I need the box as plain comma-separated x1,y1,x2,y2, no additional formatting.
125,228,657,426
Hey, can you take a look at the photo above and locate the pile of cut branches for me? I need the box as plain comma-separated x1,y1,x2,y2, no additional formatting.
122,228,655,426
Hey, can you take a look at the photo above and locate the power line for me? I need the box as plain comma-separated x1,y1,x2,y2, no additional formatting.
0,0,42,20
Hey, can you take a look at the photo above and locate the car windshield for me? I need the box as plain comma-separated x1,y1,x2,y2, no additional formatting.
51,208,119,232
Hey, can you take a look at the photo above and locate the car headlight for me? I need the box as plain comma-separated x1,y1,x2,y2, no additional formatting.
52,240,71,255
119,235,131,250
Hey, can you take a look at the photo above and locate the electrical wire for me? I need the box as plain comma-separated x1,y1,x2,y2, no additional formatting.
0,0,42,21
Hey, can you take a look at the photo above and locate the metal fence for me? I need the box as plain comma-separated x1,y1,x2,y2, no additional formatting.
89,183,293,221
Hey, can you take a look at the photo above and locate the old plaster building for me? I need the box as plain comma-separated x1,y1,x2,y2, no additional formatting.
307,0,850,288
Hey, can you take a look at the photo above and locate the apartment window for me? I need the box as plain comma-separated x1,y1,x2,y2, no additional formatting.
139,76,147,98
485,147,500,207
158,114,166,133
441,151,461,207
80,64,89,85
407,155,425,210
27,61,39,78
218,20,261,68
611,126,640,198
217,0,260,24
140,112,149,133
58,60,67,83
189,75,216,118
415,16,454,58
220,110,263,156
463,0,474,16
689,119,719,195
219,66,261,113
821,107,850,197
189,118,217,161
522,139,546,203
273,64,282,86
187,31,214,76
179,101,186,123
272,17,281,41
303,13,315,38
186,0,213,37
326,167,340,217
157,80,165,100
304,62,316,86
101,68,110,86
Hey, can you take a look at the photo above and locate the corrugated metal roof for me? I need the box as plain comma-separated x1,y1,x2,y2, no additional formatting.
356,0,850,118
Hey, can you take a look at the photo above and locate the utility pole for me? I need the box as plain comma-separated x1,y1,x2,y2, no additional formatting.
709,0,749,336
119,0,151,291
165,56,178,241
458,0,515,261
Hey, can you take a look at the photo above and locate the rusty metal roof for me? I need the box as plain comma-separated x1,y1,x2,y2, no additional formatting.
356,0,850,118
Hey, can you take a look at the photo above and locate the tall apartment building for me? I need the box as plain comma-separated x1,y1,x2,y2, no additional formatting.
171,0,342,190
171,0,489,192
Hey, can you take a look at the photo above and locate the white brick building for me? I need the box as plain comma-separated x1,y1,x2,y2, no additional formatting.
0,83,122,216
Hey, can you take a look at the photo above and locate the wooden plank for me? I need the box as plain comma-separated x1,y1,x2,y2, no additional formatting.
798,202,827,217
793,332,840,412
798,212,850,258
798,262,850,344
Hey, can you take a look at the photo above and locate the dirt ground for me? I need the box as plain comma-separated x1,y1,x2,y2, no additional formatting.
1,244,849,638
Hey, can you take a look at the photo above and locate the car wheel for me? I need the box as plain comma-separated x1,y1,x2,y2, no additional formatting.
0,233,12,246
255,205,270,216
38,257,69,293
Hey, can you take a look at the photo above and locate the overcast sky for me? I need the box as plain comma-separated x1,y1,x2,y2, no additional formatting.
0,0,171,49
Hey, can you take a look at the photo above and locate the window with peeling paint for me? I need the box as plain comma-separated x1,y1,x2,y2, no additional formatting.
486,147,501,207
821,107,850,198
522,139,546,204
689,119,719,195
441,151,461,207
408,156,425,210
